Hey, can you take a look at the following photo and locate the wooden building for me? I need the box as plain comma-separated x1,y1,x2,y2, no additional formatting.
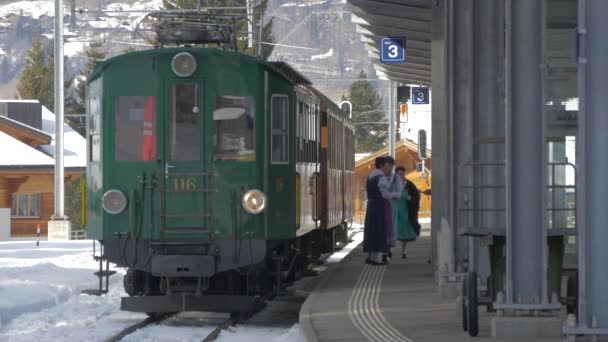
354,139,432,223
0,100,86,236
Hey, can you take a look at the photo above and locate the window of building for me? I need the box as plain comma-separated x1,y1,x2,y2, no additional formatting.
115,96,157,162
170,84,200,161
271,95,289,164
213,96,255,161
11,194,41,218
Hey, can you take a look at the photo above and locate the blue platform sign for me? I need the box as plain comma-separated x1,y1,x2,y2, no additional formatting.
412,87,429,104
380,37,406,64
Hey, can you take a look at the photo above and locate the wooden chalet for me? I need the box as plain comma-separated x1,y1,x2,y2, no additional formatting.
0,100,86,236
354,139,432,223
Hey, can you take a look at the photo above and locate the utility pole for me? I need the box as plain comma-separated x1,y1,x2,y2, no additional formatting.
247,0,254,49
54,0,65,220
49,0,71,240
388,80,395,158
70,0,75,28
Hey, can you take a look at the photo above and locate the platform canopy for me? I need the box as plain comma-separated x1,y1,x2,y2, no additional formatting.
347,0,432,85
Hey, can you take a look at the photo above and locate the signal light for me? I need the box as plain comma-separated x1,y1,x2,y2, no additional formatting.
399,102,408,123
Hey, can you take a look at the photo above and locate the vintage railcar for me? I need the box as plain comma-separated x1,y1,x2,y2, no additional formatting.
84,48,355,316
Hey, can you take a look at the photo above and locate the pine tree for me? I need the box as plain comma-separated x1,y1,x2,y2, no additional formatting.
346,71,387,153
17,39,53,109
72,41,106,115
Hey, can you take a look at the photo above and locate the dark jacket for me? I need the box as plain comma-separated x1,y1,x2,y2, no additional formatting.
405,180,422,235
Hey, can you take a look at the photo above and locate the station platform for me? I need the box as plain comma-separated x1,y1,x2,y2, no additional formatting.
300,233,564,342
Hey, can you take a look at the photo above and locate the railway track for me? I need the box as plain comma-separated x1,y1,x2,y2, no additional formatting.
105,314,238,342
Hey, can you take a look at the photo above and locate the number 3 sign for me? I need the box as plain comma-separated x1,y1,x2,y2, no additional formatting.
380,37,406,64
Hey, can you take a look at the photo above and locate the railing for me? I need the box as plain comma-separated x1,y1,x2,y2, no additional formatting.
71,230,86,240
457,162,576,236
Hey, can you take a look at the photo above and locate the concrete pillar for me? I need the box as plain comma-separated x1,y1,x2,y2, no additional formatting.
431,0,448,281
431,0,475,298
508,0,544,305
472,0,504,286
0,177,10,208
573,0,608,333
451,0,474,277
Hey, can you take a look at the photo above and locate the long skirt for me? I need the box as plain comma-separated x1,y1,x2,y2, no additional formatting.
391,197,417,242
385,201,394,250
363,198,389,253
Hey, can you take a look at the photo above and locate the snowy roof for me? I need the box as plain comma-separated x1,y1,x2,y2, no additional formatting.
39,105,86,168
0,102,86,169
0,48,5,56
0,131,55,166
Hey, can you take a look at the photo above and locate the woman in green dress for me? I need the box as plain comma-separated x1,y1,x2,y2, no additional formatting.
390,166,420,258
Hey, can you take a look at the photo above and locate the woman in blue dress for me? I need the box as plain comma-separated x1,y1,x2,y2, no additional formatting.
390,166,421,259
363,156,401,265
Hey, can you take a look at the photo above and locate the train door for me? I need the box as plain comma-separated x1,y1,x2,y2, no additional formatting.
160,79,209,237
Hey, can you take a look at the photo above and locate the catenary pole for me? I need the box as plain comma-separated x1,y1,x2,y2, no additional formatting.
54,0,65,219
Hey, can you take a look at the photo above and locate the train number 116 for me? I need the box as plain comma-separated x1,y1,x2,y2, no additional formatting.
173,177,197,191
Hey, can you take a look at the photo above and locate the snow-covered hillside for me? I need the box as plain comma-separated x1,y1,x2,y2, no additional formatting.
0,0,373,103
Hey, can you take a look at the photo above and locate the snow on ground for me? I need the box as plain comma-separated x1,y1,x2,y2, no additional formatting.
0,240,141,341
0,229,363,341
63,41,88,58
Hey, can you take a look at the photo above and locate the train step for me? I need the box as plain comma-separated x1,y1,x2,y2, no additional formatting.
81,289,110,296
82,241,115,296
94,270,117,277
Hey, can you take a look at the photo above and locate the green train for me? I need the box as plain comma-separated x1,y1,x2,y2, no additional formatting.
84,47,355,316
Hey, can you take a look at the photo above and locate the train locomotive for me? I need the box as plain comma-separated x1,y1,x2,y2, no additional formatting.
83,47,355,316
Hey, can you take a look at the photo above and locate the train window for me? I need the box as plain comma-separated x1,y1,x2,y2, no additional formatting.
213,96,255,161
170,84,200,161
114,96,156,162
304,103,309,163
314,105,319,163
271,95,289,164
88,91,101,163
298,100,304,162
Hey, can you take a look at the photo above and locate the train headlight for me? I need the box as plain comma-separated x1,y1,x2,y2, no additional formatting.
242,190,267,215
102,189,128,215
171,52,197,77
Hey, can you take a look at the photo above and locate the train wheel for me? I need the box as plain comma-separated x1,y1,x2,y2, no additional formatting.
124,269,145,296
461,276,468,332
466,272,479,337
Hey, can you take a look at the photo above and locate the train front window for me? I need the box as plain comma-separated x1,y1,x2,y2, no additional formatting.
213,96,255,161
115,96,156,162
170,84,200,161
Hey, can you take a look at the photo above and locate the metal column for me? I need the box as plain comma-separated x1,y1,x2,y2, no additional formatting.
564,0,608,336
53,0,65,219
388,80,395,158
501,0,554,309
471,0,503,284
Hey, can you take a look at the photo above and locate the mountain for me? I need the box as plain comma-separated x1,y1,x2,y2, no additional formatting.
0,0,375,104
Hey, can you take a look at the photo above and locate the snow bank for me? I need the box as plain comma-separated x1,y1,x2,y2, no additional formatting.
0,240,134,341
0,227,360,341
216,324,305,342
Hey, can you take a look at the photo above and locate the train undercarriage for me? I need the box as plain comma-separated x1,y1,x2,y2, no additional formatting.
86,223,349,318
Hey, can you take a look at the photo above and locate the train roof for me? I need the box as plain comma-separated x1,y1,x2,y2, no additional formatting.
87,47,351,124
88,48,297,85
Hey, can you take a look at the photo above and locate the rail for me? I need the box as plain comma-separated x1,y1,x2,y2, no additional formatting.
457,162,577,236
